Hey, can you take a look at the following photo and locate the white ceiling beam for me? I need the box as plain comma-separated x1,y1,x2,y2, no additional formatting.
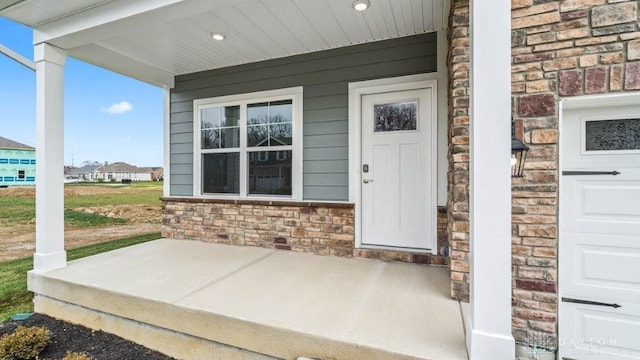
33,0,185,47
34,0,244,49
69,43,174,88
0,0,25,12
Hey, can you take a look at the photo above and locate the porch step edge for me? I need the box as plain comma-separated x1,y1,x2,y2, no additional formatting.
29,272,433,360
34,295,278,360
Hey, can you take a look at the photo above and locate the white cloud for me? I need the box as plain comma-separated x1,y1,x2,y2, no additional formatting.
102,101,133,115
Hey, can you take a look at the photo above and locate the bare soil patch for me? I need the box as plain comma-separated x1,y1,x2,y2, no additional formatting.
0,224,161,262
1,185,141,198
64,184,160,197
0,185,163,262
73,204,161,224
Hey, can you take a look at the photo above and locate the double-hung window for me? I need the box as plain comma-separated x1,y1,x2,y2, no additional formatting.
194,87,303,199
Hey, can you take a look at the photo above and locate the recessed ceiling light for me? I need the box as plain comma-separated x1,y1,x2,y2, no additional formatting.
211,32,225,41
353,0,370,11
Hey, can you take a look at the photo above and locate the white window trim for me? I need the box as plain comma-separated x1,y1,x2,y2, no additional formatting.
193,87,303,200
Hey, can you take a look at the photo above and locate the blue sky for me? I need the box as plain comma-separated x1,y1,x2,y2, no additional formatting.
0,17,163,167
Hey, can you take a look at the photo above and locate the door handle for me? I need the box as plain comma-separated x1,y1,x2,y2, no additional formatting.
363,179,373,184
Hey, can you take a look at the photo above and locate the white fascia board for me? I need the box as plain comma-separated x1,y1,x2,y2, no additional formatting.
69,43,174,88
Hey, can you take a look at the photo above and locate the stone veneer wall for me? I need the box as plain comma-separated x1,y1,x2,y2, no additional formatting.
511,0,639,352
162,198,448,265
447,0,640,353
447,0,471,301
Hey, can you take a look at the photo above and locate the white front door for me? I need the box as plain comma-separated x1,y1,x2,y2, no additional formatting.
560,101,640,360
360,87,435,250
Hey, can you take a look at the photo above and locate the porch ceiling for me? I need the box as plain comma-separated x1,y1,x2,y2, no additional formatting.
0,0,450,87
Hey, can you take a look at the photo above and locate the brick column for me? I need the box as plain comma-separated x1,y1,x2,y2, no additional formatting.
447,0,471,301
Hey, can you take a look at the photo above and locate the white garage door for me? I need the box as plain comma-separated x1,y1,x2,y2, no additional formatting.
560,98,640,360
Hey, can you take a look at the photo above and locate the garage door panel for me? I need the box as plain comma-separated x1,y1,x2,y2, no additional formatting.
572,244,640,298
561,99,640,360
563,177,640,235
583,183,640,218
565,232,640,249
563,241,640,302
561,303,640,359
583,249,640,286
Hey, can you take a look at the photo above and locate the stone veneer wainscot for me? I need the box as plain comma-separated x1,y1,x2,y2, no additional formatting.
162,198,448,265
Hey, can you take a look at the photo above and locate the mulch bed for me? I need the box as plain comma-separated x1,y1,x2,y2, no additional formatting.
0,314,175,359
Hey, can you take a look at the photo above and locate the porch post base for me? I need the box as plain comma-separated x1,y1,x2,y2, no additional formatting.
33,251,67,273
467,324,515,360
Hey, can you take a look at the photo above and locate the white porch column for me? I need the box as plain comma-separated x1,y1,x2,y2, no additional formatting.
163,87,170,197
33,43,67,273
467,0,515,358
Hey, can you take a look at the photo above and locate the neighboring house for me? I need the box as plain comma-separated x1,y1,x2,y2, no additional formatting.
139,166,164,181
67,164,101,181
0,136,35,186
4,1,639,360
68,162,154,182
151,167,164,181
94,162,153,182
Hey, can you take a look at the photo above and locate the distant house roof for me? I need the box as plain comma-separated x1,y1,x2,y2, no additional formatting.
69,164,101,175
99,162,142,173
0,136,35,150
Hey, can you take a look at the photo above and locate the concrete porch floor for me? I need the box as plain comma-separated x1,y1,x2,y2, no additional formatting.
28,239,468,360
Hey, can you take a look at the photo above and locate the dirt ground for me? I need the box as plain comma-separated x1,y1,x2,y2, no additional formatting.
0,185,162,262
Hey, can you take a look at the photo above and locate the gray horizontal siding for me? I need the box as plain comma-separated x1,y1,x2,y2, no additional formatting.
303,186,349,201
170,108,194,196
170,33,437,200
303,147,348,161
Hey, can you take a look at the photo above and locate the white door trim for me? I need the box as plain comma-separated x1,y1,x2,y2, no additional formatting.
559,92,640,359
348,74,438,253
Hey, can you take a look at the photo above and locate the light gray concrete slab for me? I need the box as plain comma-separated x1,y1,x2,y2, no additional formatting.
31,239,468,359
177,250,468,359
40,239,275,303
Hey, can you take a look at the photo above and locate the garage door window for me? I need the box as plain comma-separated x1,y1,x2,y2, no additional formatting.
585,118,640,151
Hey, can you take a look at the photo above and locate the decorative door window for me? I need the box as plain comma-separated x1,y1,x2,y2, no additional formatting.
373,100,418,132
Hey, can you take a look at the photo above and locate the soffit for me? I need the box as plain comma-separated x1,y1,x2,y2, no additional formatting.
1,0,449,87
